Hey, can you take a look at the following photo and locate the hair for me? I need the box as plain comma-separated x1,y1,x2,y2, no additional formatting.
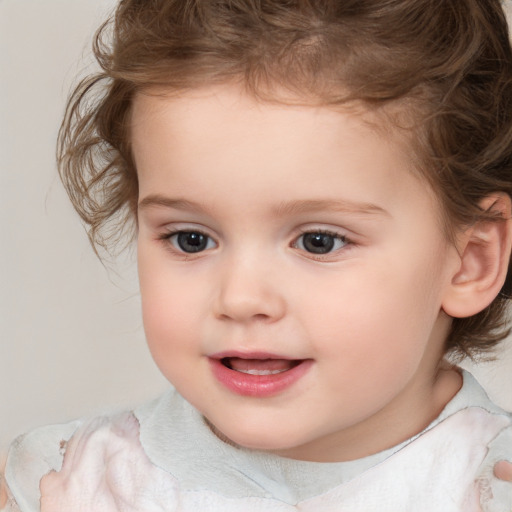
58,0,512,359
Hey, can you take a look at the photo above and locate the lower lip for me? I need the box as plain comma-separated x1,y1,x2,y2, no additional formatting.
208,358,313,397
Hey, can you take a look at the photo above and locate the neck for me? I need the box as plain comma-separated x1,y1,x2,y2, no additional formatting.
273,363,462,463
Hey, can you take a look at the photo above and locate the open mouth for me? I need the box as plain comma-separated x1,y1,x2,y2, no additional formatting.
209,352,312,396
220,357,303,375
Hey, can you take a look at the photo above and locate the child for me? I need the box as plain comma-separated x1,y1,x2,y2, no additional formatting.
3,0,512,510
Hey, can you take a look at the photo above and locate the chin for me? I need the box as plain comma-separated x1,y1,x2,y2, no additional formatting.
211,421,304,453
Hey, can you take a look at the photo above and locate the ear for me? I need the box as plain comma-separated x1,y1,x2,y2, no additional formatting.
442,193,512,318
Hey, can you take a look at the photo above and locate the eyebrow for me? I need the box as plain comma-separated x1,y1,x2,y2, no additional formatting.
272,199,389,217
138,194,389,217
138,195,206,213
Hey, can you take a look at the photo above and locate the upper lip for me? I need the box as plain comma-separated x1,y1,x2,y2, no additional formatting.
208,350,300,360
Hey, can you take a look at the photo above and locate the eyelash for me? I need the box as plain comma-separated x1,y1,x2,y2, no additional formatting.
157,228,352,258
294,229,351,258
158,229,216,256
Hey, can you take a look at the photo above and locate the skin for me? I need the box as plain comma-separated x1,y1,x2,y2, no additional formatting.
3,82,511,509
133,83,488,462
494,460,512,481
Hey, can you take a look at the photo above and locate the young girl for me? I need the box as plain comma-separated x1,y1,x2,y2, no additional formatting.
3,0,512,510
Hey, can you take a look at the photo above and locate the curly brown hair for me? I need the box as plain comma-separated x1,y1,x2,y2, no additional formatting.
58,0,512,359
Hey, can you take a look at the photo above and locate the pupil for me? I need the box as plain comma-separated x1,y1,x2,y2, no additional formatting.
303,233,334,254
177,232,207,253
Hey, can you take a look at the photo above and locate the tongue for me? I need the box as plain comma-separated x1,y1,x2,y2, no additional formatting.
227,358,296,373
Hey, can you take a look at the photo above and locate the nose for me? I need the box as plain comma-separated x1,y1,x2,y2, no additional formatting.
213,254,286,323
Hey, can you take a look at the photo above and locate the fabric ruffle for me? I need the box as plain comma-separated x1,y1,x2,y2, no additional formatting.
5,407,510,512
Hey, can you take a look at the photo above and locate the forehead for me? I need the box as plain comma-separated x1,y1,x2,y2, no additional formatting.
131,84,413,168
131,84,443,228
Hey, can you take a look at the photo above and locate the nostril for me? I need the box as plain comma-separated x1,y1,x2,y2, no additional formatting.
253,313,272,321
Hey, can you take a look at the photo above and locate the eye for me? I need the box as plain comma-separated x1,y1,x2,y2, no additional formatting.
167,231,216,253
295,231,348,255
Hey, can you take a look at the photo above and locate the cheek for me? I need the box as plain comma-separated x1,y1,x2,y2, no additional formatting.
139,274,199,383
138,249,193,347
304,257,444,365
140,277,197,342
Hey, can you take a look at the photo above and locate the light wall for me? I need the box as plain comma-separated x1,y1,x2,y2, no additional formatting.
0,0,168,453
1,0,512,454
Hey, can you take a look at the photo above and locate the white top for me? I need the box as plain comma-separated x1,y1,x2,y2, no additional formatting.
4,371,512,511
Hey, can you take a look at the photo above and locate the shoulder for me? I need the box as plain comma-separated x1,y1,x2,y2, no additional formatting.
3,419,82,512
432,370,512,512
476,412,512,512
4,411,181,512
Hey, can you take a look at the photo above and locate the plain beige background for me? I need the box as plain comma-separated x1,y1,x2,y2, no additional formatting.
1,0,512,455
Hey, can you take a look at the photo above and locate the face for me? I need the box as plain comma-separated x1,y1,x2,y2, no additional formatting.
133,84,462,462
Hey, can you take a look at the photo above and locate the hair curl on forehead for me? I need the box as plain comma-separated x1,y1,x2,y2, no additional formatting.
58,0,512,359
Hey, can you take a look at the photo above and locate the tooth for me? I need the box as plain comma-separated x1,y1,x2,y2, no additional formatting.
236,369,286,375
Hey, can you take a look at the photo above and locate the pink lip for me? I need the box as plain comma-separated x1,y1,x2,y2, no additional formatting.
208,351,312,397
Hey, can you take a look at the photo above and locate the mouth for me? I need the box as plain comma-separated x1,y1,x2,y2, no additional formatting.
209,352,312,397
221,357,303,375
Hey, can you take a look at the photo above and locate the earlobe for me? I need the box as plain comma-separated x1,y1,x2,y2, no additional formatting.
442,193,512,318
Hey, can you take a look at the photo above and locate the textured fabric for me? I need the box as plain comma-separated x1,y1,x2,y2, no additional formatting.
4,371,512,511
